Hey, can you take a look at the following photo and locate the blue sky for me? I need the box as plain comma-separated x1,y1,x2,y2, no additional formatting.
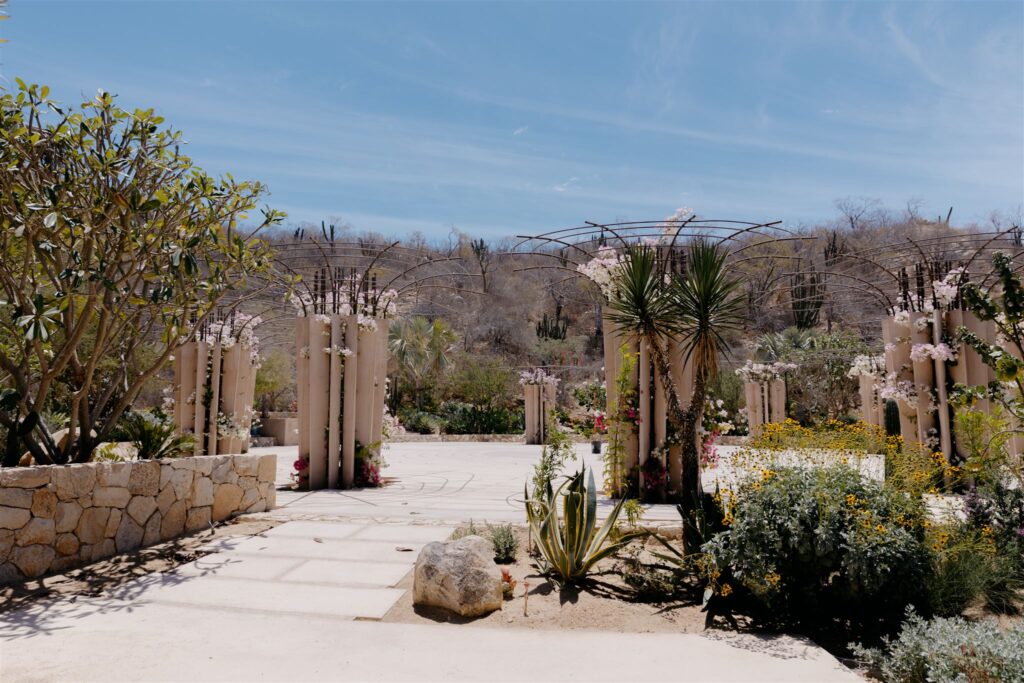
3,1,1022,237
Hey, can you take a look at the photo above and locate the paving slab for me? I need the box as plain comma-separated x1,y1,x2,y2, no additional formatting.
0,599,861,682
278,559,413,587
102,572,404,619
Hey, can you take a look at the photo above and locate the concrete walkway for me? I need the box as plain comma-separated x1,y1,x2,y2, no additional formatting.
268,441,683,525
0,441,861,682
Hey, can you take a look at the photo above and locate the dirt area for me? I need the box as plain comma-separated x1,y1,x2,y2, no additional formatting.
0,515,280,614
384,525,713,634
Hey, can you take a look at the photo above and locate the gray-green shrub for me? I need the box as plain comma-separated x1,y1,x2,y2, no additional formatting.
852,610,1024,682
487,523,519,563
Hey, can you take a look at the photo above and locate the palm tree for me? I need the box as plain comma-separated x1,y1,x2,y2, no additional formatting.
388,317,458,409
671,239,746,544
606,239,744,549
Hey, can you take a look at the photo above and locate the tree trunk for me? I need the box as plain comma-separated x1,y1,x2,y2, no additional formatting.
679,376,707,553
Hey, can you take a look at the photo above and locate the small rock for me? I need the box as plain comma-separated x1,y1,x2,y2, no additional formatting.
128,461,160,496
143,511,162,546
126,495,157,525
413,535,503,618
97,462,132,488
105,509,122,538
234,456,259,477
156,484,176,515
211,483,244,521
76,507,110,544
51,464,97,501
12,544,56,578
169,469,194,501
55,501,83,533
189,477,214,507
55,532,80,556
194,458,214,476
31,489,58,519
161,501,186,539
0,468,50,489
257,454,276,482
115,514,144,553
0,488,34,509
93,486,131,508
0,529,14,562
15,518,55,546
185,506,211,532
0,506,31,530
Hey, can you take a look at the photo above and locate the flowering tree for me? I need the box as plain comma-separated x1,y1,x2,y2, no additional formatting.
0,81,283,464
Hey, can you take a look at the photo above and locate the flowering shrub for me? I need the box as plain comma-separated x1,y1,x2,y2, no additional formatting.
750,419,892,455
576,246,625,299
847,354,885,379
572,379,606,412
734,360,796,383
909,342,957,363
703,466,930,628
852,610,1024,683
518,368,560,386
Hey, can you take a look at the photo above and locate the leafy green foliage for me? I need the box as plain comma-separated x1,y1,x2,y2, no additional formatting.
525,466,646,585
0,80,282,464
530,414,575,498
389,317,458,409
703,466,930,629
112,411,194,460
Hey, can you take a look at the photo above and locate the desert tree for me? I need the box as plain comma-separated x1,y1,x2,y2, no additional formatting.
0,81,283,464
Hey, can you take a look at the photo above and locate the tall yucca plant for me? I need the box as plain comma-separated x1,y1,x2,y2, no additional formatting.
605,239,744,550
525,466,645,585
604,245,689,430
672,239,746,547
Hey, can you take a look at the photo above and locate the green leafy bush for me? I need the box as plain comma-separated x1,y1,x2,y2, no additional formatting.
112,412,194,460
853,610,1024,683
438,401,523,435
398,409,443,435
487,523,519,563
703,466,930,628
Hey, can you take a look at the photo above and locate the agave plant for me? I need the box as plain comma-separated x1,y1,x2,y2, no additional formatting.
115,412,195,460
525,466,646,585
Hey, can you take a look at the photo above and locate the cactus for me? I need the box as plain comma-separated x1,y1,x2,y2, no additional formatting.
536,303,568,340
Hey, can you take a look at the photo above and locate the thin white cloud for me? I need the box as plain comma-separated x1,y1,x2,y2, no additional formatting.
512,126,528,136
553,177,579,193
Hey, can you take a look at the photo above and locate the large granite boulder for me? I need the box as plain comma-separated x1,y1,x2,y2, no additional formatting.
413,535,502,618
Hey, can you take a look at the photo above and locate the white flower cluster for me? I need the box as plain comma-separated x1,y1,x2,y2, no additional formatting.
577,246,625,300
877,372,917,403
933,267,966,307
519,368,560,386
203,313,262,367
215,411,250,442
735,360,796,383
910,342,958,363
323,345,353,358
847,354,886,379
700,397,734,435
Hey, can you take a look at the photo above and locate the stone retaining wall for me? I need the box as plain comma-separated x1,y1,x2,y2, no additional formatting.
0,454,276,583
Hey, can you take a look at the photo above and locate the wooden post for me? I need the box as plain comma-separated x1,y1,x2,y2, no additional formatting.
342,315,359,489
296,318,311,485
307,316,329,489
327,316,343,488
